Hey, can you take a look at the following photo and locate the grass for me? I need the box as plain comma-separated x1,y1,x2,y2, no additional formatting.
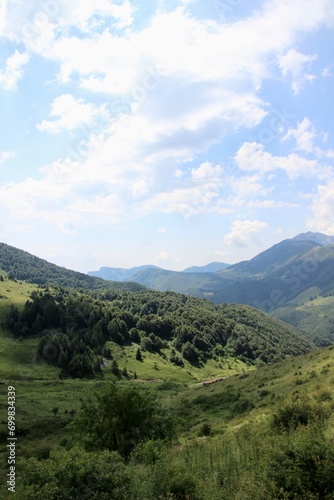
2,276,334,498
0,276,35,325
106,342,251,385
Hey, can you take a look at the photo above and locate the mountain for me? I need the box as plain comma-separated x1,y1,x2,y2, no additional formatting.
86,233,334,346
183,262,230,273
88,265,161,281
218,238,319,279
0,242,144,292
292,231,334,246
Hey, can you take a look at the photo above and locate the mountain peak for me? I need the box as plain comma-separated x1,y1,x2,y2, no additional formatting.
292,232,334,246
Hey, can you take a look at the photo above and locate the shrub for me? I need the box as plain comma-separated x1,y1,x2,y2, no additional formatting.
18,447,130,499
272,401,330,432
269,427,334,499
198,423,211,436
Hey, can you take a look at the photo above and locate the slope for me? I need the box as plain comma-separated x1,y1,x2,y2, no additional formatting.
0,243,144,292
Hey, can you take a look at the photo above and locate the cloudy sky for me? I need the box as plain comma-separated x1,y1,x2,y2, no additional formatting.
0,0,334,273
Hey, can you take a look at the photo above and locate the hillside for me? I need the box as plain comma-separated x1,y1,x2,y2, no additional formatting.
1,277,313,384
88,265,161,281
219,238,319,279
0,243,144,292
0,275,333,498
87,234,334,346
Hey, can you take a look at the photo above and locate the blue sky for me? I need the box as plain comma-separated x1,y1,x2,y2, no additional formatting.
0,0,334,273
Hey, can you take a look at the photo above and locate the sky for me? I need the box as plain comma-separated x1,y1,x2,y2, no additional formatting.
0,0,334,273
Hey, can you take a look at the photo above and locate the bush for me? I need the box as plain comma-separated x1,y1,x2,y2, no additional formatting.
269,427,334,499
18,447,130,499
272,401,330,432
73,383,175,458
198,423,211,436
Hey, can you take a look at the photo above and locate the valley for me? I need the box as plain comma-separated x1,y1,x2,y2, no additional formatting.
1,236,334,498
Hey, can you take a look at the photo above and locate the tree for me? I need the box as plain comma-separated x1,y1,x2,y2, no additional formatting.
135,348,143,361
111,359,121,377
74,383,175,458
182,341,200,364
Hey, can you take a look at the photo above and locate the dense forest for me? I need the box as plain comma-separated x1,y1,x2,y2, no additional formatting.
3,285,312,378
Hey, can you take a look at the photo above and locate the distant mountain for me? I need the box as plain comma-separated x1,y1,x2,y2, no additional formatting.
183,262,230,273
86,233,334,347
0,243,144,292
88,265,161,281
292,231,334,246
219,239,319,279
124,267,228,299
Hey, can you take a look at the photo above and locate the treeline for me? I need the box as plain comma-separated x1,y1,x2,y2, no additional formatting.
3,286,313,377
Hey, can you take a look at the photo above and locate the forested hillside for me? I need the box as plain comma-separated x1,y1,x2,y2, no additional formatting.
0,243,143,292
2,281,313,379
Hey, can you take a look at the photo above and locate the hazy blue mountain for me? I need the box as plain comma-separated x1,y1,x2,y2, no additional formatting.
292,231,334,246
183,262,230,273
88,265,161,281
124,267,228,299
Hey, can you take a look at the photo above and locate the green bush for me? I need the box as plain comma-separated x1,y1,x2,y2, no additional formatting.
272,400,330,432
269,427,334,499
18,447,130,499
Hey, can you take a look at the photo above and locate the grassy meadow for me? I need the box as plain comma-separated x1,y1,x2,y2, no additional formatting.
1,275,334,498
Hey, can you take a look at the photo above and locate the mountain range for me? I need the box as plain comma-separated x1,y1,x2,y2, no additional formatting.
2,231,334,345
88,231,334,344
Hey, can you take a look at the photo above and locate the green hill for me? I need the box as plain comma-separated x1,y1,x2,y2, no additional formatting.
0,243,144,292
0,276,333,498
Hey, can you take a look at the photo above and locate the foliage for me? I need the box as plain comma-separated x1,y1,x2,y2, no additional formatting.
18,447,130,499
269,426,334,499
272,400,330,432
73,382,175,458
2,284,313,378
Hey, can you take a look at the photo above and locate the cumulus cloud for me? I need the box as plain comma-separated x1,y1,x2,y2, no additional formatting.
234,142,319,179
37,94,109,133
0,50,29,90
224,219,268,247
0,0,334,242
308,181,334,235
282,118,334,159
282,117,316,153
278,49,317,94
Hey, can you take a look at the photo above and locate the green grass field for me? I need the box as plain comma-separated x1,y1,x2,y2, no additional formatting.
1,276,334,498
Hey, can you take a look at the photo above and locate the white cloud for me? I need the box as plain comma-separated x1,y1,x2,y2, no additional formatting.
1,0,334,243
0,150,14,164
282,118,334,159
224,219,268,247
278,49,317,94
322,65,333,77
308,181,334,235
141,184,220,218
191,161,223,184
155,251,172,264
37,94,109,133
63,0,134,32
0,0,7,36
248,199,299,208
234,142,319,179
282,117,316,153
0,50,29,90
